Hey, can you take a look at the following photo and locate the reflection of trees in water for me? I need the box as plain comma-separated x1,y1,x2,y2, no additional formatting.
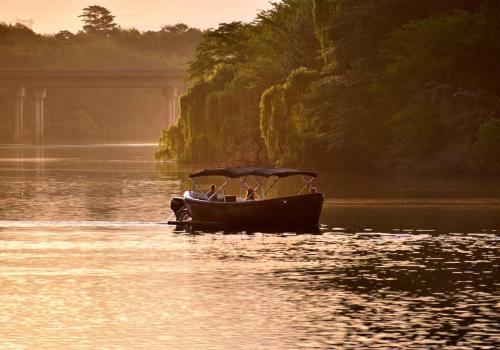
269,234,498,347
83,173,123,219
155,161,203,196
323,205,500,232
271,234,498,293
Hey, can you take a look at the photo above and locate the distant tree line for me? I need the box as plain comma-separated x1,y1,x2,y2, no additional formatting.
157,0,500,174
0,5,202,143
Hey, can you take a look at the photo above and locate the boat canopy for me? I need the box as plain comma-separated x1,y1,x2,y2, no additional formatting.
189,166,317,179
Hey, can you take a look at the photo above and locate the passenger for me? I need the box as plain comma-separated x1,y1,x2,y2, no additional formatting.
309,187,317,194
206,184,217,201
246,188,256,201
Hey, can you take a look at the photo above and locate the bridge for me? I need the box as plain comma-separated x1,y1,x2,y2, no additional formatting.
0,69,188,144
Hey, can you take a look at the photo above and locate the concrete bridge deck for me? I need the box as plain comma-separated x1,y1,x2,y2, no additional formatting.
0,68,186,87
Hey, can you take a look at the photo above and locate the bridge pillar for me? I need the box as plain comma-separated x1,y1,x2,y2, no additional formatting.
162,85,178,128
33,88,46,145
14,87,25,143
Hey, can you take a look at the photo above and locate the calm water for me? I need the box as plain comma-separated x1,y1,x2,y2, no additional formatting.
0,144,498,349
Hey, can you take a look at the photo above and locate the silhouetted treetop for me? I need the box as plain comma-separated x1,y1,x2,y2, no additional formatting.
55,30,75,40
79,5,117,34
161,23,189,34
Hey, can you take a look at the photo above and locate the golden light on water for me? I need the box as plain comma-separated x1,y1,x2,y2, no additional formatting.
1,0,499,344
0,146,498,348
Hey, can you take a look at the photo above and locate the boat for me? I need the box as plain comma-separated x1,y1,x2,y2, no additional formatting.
168,166,324,233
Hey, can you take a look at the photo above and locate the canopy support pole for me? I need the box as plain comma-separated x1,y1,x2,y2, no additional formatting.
190,178,201,193
240,176,248,199
264,176,280,197
208,177,229,200
250,175,266,200
298,176,315,195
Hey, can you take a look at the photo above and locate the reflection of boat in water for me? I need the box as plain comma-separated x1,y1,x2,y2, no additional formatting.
168,166,324,233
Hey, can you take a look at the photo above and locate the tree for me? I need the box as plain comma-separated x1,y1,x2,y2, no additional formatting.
161,23,189,34
188,21,253,79
156,0,321,163
79,5,117,34
55,30,74,40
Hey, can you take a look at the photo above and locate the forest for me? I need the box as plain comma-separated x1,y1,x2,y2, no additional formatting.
0,6,202,143
157,0,500,174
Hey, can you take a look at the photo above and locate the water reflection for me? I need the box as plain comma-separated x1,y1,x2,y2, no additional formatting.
274,232,499,348
0,227,497,349
0,144,498,349
1,144,499,231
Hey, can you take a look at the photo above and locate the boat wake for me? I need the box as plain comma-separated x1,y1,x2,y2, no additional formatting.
0,220,170,229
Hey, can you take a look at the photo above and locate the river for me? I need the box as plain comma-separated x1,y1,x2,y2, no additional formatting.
0,144,498,349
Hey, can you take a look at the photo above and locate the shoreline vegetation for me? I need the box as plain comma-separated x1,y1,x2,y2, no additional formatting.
156,0,500,175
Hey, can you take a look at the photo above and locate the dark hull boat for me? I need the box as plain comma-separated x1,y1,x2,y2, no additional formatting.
168,166,324,233
184,192,323,232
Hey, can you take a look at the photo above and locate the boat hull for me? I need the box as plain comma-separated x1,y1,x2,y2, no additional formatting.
184,193,324,233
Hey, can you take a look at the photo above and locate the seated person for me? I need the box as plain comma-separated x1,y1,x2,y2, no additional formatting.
246,188,256,201
206,184,217,201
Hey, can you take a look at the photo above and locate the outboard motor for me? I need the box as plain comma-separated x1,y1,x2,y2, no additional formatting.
170,197,190,221
170,197,185,213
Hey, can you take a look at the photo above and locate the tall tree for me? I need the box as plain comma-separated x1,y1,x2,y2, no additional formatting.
161,23,189,34
156,0,500,174
79,5,117,34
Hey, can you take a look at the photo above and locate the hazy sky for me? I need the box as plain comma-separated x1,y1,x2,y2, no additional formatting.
0,0,274,34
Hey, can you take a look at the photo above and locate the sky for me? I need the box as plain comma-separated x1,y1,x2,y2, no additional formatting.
0,0,275,34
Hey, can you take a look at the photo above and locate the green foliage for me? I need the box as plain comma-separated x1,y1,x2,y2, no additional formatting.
156,125,182,160
305,0,499,173
161,23,189,34
158,0,499,174
375,4,500,172
474,119,500,167
389,105,444,158
312,0,335,66
260,67,318,165
382,6,500,91
0,18,202,144
188,22,253,79
159,0,321,163
157,63,263,163
79,5,117,34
